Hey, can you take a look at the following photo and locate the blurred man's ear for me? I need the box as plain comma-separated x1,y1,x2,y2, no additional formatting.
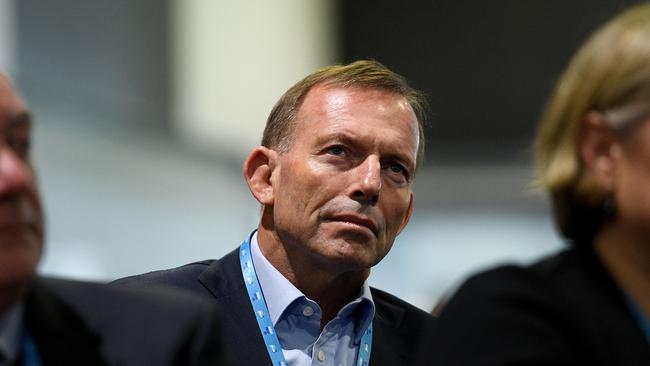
243,147,278,205
579,111,621,192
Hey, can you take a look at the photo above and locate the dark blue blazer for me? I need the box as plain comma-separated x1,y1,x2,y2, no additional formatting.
23,277,228,366
115,248,434,366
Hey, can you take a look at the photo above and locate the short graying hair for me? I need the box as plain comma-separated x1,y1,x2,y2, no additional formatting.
261,60,428,168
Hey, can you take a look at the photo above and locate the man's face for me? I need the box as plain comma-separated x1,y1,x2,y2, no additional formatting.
0,75,44,292
271,86,418,272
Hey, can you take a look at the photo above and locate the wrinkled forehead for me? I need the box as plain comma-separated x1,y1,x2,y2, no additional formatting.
0,73,15,93
298,85,417,124
321,86,415,130
294,85,419,155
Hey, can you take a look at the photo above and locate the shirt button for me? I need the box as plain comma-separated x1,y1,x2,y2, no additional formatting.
302,306,314,317
317,350,326,362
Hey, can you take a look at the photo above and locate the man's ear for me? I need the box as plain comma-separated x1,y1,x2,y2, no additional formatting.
396,193,414,235
579,111,621,191
243,147,278,205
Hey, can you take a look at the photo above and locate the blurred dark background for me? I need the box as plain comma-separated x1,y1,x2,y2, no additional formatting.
340,0,642,163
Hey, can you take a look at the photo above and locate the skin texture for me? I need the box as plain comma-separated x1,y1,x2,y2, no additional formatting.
0,75,44,313
244,85,418,324
580,110,650,325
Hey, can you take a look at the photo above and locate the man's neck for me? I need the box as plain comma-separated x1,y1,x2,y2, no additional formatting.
256,227,369,327
595,223,650,319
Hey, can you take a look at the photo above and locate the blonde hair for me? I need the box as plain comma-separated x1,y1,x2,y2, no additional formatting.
534,3,650,240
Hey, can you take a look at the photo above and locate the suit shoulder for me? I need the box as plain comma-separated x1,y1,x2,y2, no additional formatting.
112,260,215,289
425,250,590,365
35,277,228,366
441,251,579,327
42,276,215,314
371,287,434,330
371,287,430,317
447,248,595,311
455,249,576,301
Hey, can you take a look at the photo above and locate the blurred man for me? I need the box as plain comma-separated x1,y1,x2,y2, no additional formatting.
117,60,434,366
0,73,227,365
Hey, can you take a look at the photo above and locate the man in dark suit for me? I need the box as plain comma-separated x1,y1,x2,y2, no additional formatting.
116,60,434,365
0,72,227,365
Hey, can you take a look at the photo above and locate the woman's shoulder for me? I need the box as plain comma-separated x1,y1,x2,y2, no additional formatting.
426,247,641,365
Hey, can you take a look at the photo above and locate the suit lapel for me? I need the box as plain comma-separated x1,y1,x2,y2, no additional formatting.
198,248,273,366
370,289,413,366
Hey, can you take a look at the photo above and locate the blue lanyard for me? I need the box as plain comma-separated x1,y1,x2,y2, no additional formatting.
239,237,373,366
624,294,650,343
21,328,43,366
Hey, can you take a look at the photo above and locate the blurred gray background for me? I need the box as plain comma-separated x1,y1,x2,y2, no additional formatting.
0,0,641,310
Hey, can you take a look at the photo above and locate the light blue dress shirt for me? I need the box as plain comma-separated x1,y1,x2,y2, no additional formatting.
251,232,375,366
0,303,23,366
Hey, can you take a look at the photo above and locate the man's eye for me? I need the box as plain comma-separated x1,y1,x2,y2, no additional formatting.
389,162,404,173
329,146,345,155
8,139,30,158
384,162,410,181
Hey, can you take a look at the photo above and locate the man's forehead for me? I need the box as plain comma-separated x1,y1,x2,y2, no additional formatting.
0,74,18,98
305,84,407,102
0,73,27,120
294,85,418,150
0,73,10,86
298,85,414,122
0,73,17,95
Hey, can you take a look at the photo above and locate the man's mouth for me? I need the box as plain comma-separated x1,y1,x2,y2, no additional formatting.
325,214,378,236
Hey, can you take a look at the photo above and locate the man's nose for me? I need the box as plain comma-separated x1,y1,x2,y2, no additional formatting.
350,155,381,205
0,146,31,196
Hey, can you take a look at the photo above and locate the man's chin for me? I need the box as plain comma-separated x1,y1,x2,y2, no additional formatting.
0,259,38,282
0,240,41,287
318,244,381,272
0,257,37,310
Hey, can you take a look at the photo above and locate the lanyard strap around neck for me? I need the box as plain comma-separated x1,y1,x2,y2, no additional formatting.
624,293,650,343
21,328,42,366
239,237,373,366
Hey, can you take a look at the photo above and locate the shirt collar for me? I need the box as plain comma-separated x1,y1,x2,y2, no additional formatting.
0,302,24,365
342,280,375,344
250,231,376,338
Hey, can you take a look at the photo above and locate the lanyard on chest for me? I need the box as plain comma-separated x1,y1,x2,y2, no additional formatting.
21,328,43,366
239,237,373,366
624,293,650,343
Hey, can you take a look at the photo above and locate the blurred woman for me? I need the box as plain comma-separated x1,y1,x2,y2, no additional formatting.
423,3,650,365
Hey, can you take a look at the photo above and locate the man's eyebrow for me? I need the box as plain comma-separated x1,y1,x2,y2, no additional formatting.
317,132,355,144
10,111,32,127
314,132,363,150
317,131,416,169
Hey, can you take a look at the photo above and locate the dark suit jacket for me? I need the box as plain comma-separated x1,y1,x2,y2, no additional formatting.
115,248,434,366
19,277,228,366
419,246,650,366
